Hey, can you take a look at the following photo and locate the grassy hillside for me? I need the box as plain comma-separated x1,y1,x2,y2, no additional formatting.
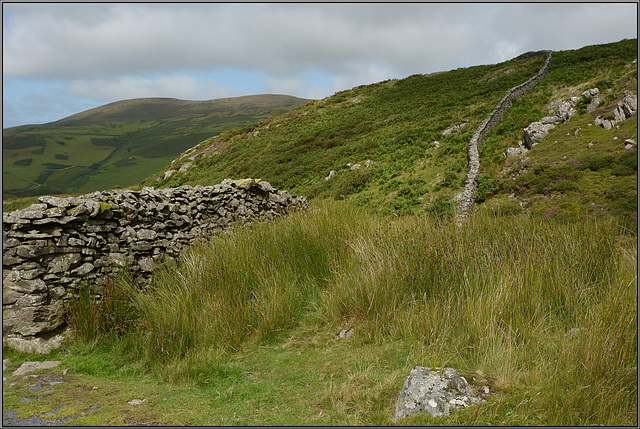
148,39,637,223
2,95,309,198
4,202,635,425
2,39,637,426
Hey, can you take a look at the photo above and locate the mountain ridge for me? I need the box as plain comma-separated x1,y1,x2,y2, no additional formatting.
43,94,312,126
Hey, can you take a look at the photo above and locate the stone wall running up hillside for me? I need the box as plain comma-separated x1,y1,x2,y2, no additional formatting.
456,51,553,221
2,179,308,353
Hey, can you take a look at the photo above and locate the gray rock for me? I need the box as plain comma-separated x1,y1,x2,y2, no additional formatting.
3,301,66,336
539,115,560,125
11,361,62,377
8,278,48,294
581,88,599,98
48,253,82,273
586,96,601,112
127,399,147,407
38,195,75,208
15,204,49,220
178,162,192,173
394,366,485,420
554,101,577,122
138,256,155,272
136,229,157,241
523,122,556,149
595,116,615,130
69,201,101,217
505,146,528,157
596,94,638,129
442,120,468,135
255,180,275,193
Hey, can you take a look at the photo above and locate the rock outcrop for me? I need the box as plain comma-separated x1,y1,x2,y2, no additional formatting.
3,179,308,352
442,120,469,135
595,93,637,130
520,88,604,150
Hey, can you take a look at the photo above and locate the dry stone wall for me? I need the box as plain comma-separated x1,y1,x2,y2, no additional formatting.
3,179,308,352
456,51,552,221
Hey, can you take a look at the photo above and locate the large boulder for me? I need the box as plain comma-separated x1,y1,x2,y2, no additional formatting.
523,122,556,149
394,366,486,420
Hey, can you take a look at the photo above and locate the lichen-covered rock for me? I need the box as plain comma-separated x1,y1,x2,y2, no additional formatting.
523,122,556,149
394,366,486,420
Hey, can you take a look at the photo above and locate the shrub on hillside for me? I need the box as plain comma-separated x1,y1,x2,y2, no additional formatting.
332,169,375,200
427,195,454,221
618,148,638,171
514,162,584,195
490,199,523,216
476,173,500,203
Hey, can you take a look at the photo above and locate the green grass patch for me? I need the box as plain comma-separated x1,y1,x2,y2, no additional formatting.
53,200,637,426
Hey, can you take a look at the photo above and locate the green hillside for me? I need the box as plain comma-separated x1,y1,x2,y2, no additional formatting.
2,95,309,198
147,39,637,223
2,39,637,426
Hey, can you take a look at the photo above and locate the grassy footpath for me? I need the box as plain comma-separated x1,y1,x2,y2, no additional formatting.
3,200,636,426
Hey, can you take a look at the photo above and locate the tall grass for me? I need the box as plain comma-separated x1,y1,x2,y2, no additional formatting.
67,200,637,424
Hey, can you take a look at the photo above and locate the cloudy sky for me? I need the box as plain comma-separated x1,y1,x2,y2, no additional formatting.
2,2,637,127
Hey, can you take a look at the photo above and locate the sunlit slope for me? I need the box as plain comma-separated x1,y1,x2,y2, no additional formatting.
149,39,637,221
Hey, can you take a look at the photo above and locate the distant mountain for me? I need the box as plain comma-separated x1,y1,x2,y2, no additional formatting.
47,95,310,125
2,94,311,198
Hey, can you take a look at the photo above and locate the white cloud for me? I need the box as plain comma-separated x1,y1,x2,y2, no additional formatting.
6,3,634,80
65,75,237,102
2,2,637,127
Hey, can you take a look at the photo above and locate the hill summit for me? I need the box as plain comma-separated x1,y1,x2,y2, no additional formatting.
46,94,310,125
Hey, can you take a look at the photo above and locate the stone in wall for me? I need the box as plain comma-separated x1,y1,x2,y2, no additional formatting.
3,179,308,353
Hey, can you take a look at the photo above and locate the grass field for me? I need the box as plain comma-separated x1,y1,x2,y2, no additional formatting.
4,200,636,426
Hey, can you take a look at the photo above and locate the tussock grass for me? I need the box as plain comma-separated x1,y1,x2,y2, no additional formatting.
67,201,637,425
